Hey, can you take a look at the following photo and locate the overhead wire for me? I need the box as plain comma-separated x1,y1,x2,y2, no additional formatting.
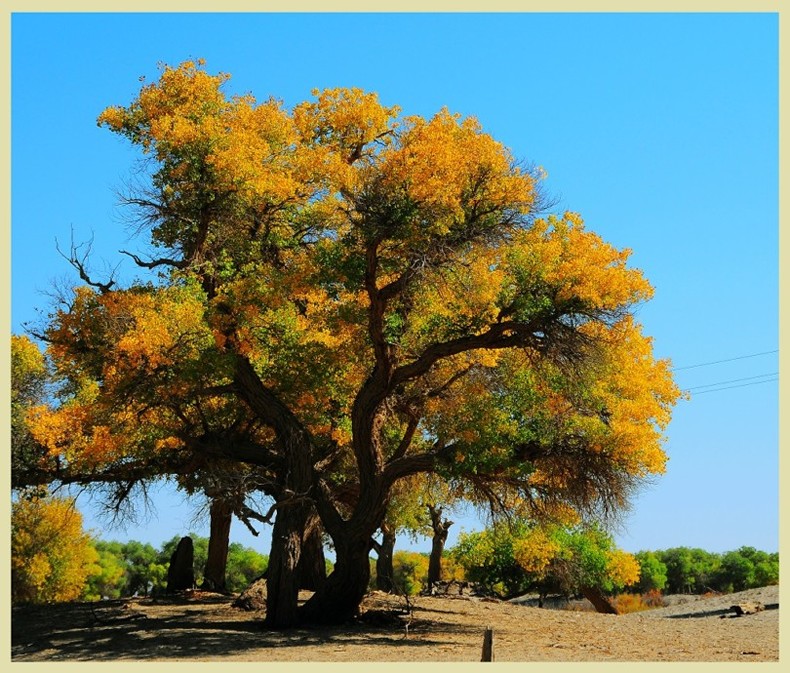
671,350,779,396
687,378,778,395
671,349,778,371
685,372,779,392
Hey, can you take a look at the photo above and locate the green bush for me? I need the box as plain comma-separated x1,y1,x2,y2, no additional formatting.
392,551,429,595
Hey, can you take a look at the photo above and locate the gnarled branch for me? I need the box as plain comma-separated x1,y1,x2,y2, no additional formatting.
55,230,118,294
119,249,187,270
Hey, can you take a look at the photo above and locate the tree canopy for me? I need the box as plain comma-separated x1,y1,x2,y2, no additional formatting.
24,60,681,626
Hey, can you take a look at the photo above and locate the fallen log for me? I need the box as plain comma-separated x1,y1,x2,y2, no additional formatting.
728,602,764,617
581,586,620,615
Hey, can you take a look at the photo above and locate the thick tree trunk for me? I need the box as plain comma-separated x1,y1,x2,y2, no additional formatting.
427,505,452,588
265,503,311,628
299,533,372,624
581,586,620,614
375,524,396,593
295,379,393,624
261,425,315,628
201,498,233,592
296,512,327,591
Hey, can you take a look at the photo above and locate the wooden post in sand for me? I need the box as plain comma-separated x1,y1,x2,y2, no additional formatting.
481,627,494,661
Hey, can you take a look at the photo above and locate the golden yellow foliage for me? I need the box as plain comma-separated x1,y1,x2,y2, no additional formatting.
378,110,535,234
606,549,641,588
98,60,230,157
12,495,99,604
11,335,47,387
513,527,562,576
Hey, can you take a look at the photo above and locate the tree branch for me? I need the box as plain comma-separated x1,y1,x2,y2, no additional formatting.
364,239,392,375
231,355,309,444
425,365,477,399
392,321,541,387
55,231,118,294
382,448,444,491
389,414,419,464
119,249,187,270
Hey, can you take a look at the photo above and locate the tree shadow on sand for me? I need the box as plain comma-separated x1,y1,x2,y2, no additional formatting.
665,603,778,620
12,598,472,661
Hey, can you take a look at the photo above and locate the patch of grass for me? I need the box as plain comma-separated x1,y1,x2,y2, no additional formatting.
612,590,666,614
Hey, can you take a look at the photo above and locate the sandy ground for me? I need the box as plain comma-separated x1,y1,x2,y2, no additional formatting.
10,584,779,662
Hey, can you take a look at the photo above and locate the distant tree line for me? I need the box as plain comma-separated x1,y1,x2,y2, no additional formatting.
82,537,781,603
441,522,778,603
632,546,779,595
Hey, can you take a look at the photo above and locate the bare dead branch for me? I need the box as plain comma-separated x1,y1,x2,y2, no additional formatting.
55,230,119,294
119,249,187,270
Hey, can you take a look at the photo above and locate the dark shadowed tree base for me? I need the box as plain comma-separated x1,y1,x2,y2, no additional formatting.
299,546,371,624
166,537,195,593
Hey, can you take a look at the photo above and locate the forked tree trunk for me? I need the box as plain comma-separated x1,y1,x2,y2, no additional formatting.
427,504,452,588
202,498,233,592
375,523,396,592
298,439,396,624
299,533,372,624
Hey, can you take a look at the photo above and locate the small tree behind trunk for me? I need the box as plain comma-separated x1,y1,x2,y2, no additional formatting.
375,523,396,592
427,504,452,588
202,498,233,592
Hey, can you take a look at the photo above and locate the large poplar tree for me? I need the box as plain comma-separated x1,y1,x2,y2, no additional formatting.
28,61,681,626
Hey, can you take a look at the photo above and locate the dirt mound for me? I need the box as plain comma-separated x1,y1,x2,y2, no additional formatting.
634,585,778,619
232,576,266,611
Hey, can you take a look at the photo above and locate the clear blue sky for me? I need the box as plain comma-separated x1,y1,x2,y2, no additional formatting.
11,12,779,556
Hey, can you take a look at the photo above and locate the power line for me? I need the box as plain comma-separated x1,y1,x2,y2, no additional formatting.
687,377,778,395
672,350,778,371
686,372,779,392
